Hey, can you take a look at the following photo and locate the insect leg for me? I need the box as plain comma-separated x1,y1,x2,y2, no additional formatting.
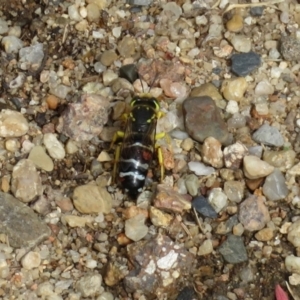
109,131,124,150
112,144,121,184
156,146,165,182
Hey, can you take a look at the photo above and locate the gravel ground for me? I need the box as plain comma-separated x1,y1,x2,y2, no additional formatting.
0,0,300,299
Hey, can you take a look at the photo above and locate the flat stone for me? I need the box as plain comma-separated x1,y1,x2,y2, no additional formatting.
0,192,50,248
238,195,270,231
73,184,112,214
219,234,248,264
192,195,218,218
252,124,284,147
63,215,94,228
28,145,54,172
208,188,228,213
183,96,229,145
149,206,173,228
0,109,29,137
231,52,261,76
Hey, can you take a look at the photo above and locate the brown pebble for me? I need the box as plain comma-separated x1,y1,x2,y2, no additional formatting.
226,14,244,32
245,177,265,191
255,228,274,241
123,206,148,220
1,176,10,193
46,95,59,110
117,233,132,246
55,197,74,212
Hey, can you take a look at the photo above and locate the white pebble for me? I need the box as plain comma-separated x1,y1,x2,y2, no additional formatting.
269,48,281,59
79,6,87,18
112,27,122,38
226,100,239,114
188,161,215,176
21,251,41,270
230,35,252,53
86,259,97,269
285,255,300,275
97,292,114,300
43,133,66,160
195,15,208,25
208,188,228,213
68,4,82,21
255,80,274,95
2,36,24,54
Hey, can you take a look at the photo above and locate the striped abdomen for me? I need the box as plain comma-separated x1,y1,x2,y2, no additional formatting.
119,135,153,196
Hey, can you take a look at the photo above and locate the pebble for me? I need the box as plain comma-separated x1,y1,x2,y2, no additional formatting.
289,273,300,286
63,215,94,228
75,19,88,31
125,214,148,241
263,150,296,172
68,4,82,21
183,96,229,144
66,140,79,154
198,239,213,256
21,251,41,270
117,36,137,58
97,150,112,162
0,18,9,34
250,6,264,16
219,234,248,263
28,145,54,172
76,274,103,297
100,50,118,67
216,215,238,235
230,35,252,53
86,3,100,22
280,36,300,61
5,139,20,152
208,188,228,213
43,133,66,160
243,155,274,179
287,219,300,247
2,36,24,54
73,184,112,214
0,192,50,248
55,197,73,212
262,169,288,201
192,195,218,218
153,184,191,213
46,94,60,110
285,256,300,275
0,109,29,137
11,159,43,203
224,181,244,203
181,137,194,151
119,64,139,83
49,84,71,99
252,124,284,147
188,161,215,176
185,174,199,196
37,282,54,296
190,83,223,103
202,137,224,168
97,292,114,300
19,43,44,71
255,228,274,241
233,223,244,236
162,2,182,20
231,52,261,76
226,14,244,32
226,100,239,114
254,80,274,95
56,94,110,142
221,78,248,102
149,206,173,228
238,195,270,231
224,142,248,169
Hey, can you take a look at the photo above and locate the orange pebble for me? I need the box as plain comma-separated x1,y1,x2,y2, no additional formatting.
46,95,59,110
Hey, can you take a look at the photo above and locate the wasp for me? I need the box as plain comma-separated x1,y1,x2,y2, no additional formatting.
110,94,165,197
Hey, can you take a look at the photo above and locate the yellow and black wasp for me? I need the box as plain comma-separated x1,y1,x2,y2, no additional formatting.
110,93,165,197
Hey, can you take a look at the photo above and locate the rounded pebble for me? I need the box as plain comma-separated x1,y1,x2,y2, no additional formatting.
43,133,66,160
21,251,41,270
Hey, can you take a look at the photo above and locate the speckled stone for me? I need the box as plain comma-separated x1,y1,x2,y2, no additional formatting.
280,36,300,61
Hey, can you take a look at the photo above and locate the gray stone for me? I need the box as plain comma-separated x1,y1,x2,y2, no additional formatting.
219,234,248,263
252,124,284,147
0,192,50,249
231,52,261,76
192,195,218,218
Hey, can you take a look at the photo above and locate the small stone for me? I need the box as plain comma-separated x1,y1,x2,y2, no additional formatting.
255,80,274,95
162,2,182,20
280,36,300,61
55,197,74,212
255,228,274,241
119,64,139,83
183,96,229,144
231,52,261,76
226,100,239,114
149,206,173,228
216,215,239,235
97,151,112,162
233,223,244,236
219,234,248,263
230,35,252,53
238,195,270,231
11,159,43,203
289,273,300,286
208,188,228,213
243,156,274,179
250,6,264,16
19,43,44,71
224,181,244,203
63,215,94,228
221,78,248,102
190,83,223,103
153,184,191,213
5,139,20,152
76,274,103,298
285,256,300,275
75,20,88,31
21,251,41,270
262,169,289,201
127,0,152,5
252,124,284,147
202,137,223,168
86,3,100,22
100,50,118,67
287,220,300,247
104,259,128,286
198,239,213,256
125,214,148,241
2,36,24,54
49,84,71,99
46,94,59,110
73,184,112,214
181,138,194,151
226,14,244,32
224,142,248,170
117,36,137,58
68,4,82,21
97,292,114,300
28,146,54,172
0,18,9,34
66,140,79,154
184,174,199,196
0,109,29,137
0,192,50,248
123,206,148,220
43,133,66,160
192,195,218,218
188,161,215,176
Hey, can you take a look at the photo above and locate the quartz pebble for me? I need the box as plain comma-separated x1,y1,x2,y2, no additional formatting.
285,256,300,275
19,43,44,71
221,77,248,102
63,215,94,228
224,181,244,203
188,161,215,176
230,35,252,53
198,239,213,256
238,195,270,231
76,274,103,297
262,169,288,201
255,80,274,95
0,109,29,137
287,220,300,247
208,188,228,213
0,18,9,34
202,137,224,168
43,133,66,160
231,52,261,76
190,83,223,103
21,251,41,270
243,155,274,179
224,142,248,170
252,124,284,147
28,145,54,172
2,36,24,54
185,174,199,196
125,214,148,241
